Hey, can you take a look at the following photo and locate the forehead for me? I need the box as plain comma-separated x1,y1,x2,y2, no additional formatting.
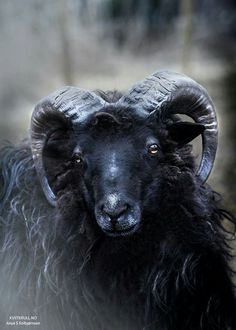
73,120,156,149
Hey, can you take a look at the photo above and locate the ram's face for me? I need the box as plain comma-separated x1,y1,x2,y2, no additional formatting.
43,112,164,237
32,72,218,239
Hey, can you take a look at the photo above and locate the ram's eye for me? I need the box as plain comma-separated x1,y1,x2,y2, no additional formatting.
73,153,83,164
148,144,159,155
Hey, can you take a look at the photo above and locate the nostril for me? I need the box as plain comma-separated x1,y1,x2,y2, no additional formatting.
103,203,129,219
117,203,129,216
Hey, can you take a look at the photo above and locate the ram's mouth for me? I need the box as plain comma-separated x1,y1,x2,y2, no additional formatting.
103,223,139,237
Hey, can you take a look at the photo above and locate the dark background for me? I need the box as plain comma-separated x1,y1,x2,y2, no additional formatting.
0,1,235,215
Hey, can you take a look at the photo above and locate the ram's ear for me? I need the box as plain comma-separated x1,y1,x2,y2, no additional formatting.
168,122,205,146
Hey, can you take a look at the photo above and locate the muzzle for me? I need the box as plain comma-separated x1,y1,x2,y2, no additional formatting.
95,193,141,237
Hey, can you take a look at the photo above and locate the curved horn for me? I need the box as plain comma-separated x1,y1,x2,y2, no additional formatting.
119,71,217,182
31,86,106,206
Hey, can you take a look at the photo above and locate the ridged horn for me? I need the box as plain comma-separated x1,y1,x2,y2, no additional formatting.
119,71,218,182
31,86,106,206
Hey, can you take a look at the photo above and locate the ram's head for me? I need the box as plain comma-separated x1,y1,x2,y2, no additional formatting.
31,71,217,237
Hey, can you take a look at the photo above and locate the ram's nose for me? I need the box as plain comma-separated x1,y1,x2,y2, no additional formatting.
97,193,130,224
95,193,141,237
101,202,129,221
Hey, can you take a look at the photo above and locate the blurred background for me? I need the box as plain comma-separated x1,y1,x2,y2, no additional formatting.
0,0,235,215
